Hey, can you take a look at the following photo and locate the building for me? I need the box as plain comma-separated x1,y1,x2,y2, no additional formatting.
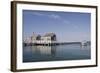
31,32,57,44
31,32,41,43
41,33,56,43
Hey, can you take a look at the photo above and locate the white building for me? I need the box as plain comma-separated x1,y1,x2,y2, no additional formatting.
31,32,41,43
41,33,56,43
31,32,57,44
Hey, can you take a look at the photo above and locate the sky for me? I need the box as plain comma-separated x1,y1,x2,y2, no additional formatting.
23,10,91,42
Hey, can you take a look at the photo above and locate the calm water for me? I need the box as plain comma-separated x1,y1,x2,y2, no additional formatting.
23,44,91,62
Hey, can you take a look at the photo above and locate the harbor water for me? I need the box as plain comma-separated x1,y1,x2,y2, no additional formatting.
23,44,91,62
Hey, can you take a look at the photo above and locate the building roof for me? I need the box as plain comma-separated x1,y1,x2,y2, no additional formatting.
43,33,56,37
32,32,41,37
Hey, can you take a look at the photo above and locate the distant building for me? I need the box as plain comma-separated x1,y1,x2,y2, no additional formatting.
41,33,56,43
31,32,41,43
31,32,57,43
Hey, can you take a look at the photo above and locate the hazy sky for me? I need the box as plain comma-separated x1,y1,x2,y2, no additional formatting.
23,10,91,42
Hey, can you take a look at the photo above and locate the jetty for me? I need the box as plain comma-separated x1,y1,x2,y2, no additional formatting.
23,41,82,46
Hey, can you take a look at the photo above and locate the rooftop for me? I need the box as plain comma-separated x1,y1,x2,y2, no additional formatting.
44,33,56,37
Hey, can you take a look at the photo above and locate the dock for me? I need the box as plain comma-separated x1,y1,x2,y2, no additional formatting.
23,41,82,46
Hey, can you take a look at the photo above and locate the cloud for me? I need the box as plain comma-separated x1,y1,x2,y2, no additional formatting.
32,12,70,25
32,12,61,19
47,14,61,19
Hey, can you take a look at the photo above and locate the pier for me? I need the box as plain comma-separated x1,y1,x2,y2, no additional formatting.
23,41,82,46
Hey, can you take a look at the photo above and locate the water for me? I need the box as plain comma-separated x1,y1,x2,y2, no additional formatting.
23,44,91,62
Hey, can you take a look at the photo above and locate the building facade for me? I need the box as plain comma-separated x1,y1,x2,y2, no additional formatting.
31,32,57,44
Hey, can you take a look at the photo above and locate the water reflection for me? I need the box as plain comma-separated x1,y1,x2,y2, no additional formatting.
23,44,91,62
31,45,56,56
